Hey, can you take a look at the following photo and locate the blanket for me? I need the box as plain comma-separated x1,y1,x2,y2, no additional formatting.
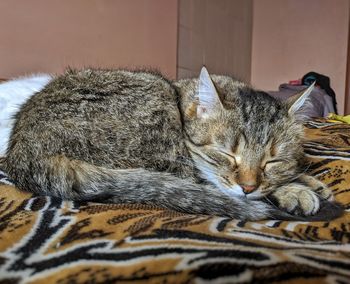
0,120,349,283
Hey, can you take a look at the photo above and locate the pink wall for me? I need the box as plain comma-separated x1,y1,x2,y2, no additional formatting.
0,0,178,79
2,0,349,115
251,0,349,114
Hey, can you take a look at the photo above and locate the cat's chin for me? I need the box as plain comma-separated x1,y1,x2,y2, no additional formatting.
217,184,249,199
245,190,268,200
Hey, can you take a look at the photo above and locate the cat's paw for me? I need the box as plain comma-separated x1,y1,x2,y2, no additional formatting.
299,174,334,201
271,184,321,216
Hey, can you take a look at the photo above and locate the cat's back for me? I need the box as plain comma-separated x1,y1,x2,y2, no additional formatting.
7,68,188,173
20,69,176,119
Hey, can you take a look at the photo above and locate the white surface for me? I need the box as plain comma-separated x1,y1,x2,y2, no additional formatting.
0,74,52,156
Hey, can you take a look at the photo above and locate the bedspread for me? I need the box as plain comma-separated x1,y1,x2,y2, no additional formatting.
0,120,349,284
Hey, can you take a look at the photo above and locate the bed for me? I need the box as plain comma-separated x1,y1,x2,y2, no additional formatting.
0,119,349,283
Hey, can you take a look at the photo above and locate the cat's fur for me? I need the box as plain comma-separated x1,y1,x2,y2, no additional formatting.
2,67,343,221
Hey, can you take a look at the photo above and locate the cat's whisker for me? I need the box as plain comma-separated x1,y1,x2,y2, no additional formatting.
263,196,280,210
287,164,312,182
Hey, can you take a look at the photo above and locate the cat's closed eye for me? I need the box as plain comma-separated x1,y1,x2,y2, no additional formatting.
261,159,285,172
218,151,238,167
205,151,232,168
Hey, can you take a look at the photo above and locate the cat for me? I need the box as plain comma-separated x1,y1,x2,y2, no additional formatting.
2,67,343,221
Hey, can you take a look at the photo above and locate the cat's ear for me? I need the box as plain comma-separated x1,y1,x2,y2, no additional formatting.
196,66,223,119
287,81,315,116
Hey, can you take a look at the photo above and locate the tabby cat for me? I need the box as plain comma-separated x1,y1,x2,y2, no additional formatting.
2,67,343,221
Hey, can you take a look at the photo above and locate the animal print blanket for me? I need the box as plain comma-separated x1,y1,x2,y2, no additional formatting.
0,120,349,284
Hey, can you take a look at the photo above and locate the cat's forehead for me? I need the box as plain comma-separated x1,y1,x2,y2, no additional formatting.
213,124,273,151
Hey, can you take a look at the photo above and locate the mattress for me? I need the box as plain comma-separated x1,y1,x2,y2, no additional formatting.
0,119,349,283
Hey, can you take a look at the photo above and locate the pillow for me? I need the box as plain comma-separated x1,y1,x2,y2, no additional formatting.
0,74,51,156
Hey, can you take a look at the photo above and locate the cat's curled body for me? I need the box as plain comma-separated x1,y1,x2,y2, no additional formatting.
3,68,343,221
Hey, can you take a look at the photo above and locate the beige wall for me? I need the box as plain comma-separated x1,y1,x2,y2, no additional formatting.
251,0,349,114
0,0,178,79
177,0,253,81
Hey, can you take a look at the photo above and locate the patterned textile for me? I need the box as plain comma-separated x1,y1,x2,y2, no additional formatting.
0,120,350,284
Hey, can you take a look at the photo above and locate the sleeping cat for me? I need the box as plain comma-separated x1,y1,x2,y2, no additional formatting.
2,67,343,221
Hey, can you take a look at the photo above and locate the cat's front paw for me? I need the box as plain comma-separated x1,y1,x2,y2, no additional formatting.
271,184,321,216
299,174,334,201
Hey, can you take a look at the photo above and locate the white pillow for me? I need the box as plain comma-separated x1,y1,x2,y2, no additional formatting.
0,74,52,156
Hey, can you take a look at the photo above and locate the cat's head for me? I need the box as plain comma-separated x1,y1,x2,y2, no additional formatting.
181,67,314,200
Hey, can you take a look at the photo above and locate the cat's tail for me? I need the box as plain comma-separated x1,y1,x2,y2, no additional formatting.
5,155,343,221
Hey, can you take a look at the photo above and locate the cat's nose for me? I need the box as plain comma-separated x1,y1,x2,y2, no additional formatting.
240,184,257,194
